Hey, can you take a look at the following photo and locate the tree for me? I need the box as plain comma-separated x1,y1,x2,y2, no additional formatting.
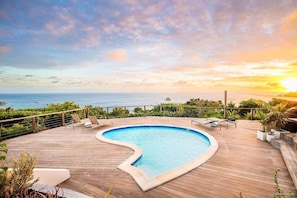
110,107,129,118
265,103,288,130
45,101,80,111
238,99,267,118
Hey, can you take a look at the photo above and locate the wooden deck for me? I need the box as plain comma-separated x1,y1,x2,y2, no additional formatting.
3,117,297,198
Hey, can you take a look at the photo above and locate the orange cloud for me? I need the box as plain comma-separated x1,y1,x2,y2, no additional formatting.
0,46,11,54
106,49,128,62
186,55,201,62
280,10,297,34
223,37,297,63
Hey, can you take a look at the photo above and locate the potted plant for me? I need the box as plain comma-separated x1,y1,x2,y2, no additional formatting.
265,103,288,141
256,110,269,141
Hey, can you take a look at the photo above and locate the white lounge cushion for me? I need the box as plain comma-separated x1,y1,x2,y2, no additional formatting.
84,122,92,128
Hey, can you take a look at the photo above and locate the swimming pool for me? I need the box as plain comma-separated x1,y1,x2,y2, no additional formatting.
96,125,218,191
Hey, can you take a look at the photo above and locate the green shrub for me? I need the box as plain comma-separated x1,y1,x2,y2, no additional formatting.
4,150,38,197
0,142,39,197
109,107,129,118
0,142,8,196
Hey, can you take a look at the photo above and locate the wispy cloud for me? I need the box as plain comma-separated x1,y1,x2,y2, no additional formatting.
0,0,296,93
24,74,34,77
44,14,75,36
47,76,58,80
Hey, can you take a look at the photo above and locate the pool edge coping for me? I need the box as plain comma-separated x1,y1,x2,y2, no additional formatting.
95,124,218,191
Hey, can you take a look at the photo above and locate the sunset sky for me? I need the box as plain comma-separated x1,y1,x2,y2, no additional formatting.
0,0,297,94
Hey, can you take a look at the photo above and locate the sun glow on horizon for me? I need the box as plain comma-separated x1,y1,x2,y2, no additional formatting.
281,78,297,92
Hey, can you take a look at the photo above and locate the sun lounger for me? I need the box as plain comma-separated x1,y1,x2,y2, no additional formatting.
191,117,237,130
209,117,237,128
66,114,86,129
191,118,221,130
219,118,237,128
83,116,113,131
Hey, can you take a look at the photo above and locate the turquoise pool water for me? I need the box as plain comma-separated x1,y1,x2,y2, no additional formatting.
102,125,211,178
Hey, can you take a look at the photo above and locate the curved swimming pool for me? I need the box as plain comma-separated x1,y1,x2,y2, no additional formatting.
96,125,218,191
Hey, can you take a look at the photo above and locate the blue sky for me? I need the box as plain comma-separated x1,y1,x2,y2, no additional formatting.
0,0,297,93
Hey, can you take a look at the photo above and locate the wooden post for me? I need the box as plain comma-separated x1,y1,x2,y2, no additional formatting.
224,90,227,119
83,109,86,119
32,117,37,133
144,106,146,116
85,108,89,118
62,112,65,126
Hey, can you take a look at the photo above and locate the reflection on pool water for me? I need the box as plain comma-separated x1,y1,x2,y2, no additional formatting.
102,125,211,178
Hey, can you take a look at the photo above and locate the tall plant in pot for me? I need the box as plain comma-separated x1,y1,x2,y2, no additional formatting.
256,110,269,141
264,103,288,141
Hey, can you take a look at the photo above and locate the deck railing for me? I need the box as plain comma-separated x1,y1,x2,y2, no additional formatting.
0,108,87,141
0,104,266,141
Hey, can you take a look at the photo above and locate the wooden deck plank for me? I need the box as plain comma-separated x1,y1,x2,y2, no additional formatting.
3,117,297,198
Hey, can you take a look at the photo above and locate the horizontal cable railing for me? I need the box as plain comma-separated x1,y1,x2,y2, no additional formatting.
0,108,87,141
0,104,266,141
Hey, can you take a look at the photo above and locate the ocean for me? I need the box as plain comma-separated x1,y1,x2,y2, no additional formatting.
0,92,277,110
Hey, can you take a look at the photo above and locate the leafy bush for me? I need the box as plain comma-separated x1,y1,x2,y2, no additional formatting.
88,106,107,118
1,142,39,197
0,102,81,120
238,99,267,119
0,142,8,195
109,107,129,118
0,144,66,197
2,150,38,197
182,105,200,117
44,101,80,112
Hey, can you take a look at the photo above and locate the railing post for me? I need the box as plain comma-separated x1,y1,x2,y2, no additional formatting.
0,123,2,140
160,105,162,116
83,108,86,119
224,90,227,119
62,112,65,126
107,107,109,119
84,108,88,118
32,117,37,133
144,106,146,116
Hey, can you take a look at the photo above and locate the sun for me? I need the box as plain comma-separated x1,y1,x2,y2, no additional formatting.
281,78,297,92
